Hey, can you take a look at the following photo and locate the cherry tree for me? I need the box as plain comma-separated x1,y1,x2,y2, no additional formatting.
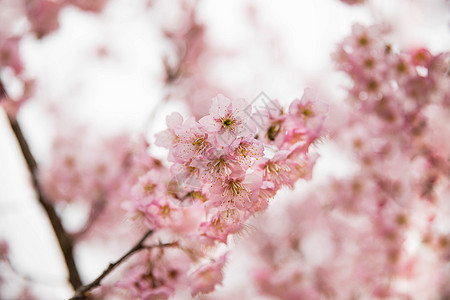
0,0,448,299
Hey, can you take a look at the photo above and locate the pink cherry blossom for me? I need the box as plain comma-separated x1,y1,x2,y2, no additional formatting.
256,149,307,189
209,170,262,211
154,112,184,149
227,136,264,169
174,118,212,162
199,210,244,243
189,253,228,296
288,88,328,131
199,94,256,146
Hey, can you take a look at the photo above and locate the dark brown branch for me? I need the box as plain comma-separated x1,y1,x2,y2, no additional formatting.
70,230,176,300
1,80,83,290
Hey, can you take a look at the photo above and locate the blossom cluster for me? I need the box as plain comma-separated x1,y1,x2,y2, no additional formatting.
115,92,326,298
332,23,449,202
244,23,450,300
140,93,325,243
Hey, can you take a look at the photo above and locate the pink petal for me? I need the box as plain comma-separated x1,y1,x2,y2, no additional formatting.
231,97,251,116
199,115,221,132
155,129,174,148
210,94,231,116
166,112,183,128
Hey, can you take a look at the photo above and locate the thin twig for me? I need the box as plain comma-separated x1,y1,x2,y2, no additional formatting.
70,230,176,300
1,80,83,290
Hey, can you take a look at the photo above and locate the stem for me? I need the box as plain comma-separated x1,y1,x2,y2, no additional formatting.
1,80,83,290
70,230,175,300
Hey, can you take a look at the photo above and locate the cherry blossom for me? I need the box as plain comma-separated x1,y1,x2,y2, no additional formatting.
189,253,228,296
199,94,256,146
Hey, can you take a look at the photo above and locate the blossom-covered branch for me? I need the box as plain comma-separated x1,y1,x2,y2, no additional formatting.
70,230,176,300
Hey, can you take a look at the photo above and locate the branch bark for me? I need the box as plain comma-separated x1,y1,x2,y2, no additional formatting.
1,80,83,290
70,230,175,300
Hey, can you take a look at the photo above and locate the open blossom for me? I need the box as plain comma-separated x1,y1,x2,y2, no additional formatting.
145,197,183,229
132,170,167,200
287,89,328,132
117,265,173,300
155,112,184,149
189,253,228,296
199,210,244,243
209,170,262,211
174,118,212,162
117,249,191,300
257,147,316,189
199,94,256,146
195,149,238,183
227,136,264,169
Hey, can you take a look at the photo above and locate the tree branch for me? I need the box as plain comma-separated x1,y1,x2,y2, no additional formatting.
1,80,83,290
70,230,176,300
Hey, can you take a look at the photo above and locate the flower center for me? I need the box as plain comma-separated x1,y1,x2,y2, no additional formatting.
223,118,234,127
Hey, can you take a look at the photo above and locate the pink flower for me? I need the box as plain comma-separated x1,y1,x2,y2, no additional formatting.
194,149,238,183
411,48,433,67
174,118,212,162
168,203,204,236
117,265,174,300
199,94,256,146
256,150,300,189
169,163,202,192
199,210,243,243
227,136,264,169
288,89,328,131
189,253,228,296
209,170,262,211
155,112,183,149
132,170,167,200
144,197,182,230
